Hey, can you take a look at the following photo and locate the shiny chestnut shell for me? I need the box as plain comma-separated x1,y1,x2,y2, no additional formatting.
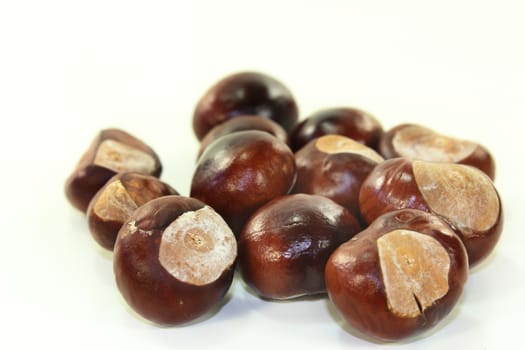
290,107,383,152
197,115,288,159
325,209,468,341
113,195,236,325
65,128,162,213
87,172,178,250
193,72,298,140
239,194,361,299
190,130,296,236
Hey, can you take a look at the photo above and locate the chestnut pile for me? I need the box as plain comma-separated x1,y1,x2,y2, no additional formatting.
65,71,503,342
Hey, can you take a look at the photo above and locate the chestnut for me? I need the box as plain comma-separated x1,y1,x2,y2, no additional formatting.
290,107,383,152
193,72,298,140
239,194,361,300
65,128,162,213
325,209,468,341
87,172,178,250
291,134,384,220
197,115,288,159
359,158,503,266
113,195,237,325
190,130,296,236
379,123,495,179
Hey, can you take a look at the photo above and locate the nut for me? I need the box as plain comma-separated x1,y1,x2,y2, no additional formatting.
325,209,468,341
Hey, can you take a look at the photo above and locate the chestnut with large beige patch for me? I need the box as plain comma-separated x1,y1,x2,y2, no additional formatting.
93,180,138,222
377,229,450,318
159,206,237,286
315,135,384,163
392,125,477,162
413,161,499,235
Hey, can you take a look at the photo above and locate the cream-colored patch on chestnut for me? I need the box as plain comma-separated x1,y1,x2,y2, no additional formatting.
377,229,450,318
315,135,384,163
93,180,138,222
392,125,477,162
94,139,156,173
413,161,499,235
159,206,237,286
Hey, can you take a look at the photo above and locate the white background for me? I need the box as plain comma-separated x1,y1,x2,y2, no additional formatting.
1,1,524,349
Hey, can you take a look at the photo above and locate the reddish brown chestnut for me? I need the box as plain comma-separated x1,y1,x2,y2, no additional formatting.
113,195,237,325
65,128,162,213
290,107,383,152
359,158,503,266
197,115,288,159
325,209,468,341
379,123,495,179
87,172,178,250
193,72,298,140
292,135,383,220
190,130,296,236
239,194,361,300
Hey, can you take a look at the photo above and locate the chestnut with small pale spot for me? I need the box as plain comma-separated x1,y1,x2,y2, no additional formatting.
379,123,495,179
359,158,503,267
113,195,237,326
87,172,178,250
325,209,468,341
64,128,162,213
238,194,361,300
291,135,384,220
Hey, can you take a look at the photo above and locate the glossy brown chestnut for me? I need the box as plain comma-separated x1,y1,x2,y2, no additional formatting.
64,128,162,213
378,123,495,179
290,107,383,152
193,72,298,140
87,172,178,250
359,158,503,266
291,135,384,220
197,115,288,159
190,130,296,236
113,195,237,325
325,209,468,341
239,194,361,300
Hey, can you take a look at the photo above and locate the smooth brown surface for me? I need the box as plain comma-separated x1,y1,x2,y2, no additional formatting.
64,128,162,213
87,172,178,250
113,195,235,325
239,194,361,299
197,115,288,159
290,107,383,152
292,135,383,220
193,72,298,140
325,209,468,341
190,130,296,236
379,123,495,179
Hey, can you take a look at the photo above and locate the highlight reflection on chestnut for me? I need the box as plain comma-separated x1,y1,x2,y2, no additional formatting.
239,194,361,300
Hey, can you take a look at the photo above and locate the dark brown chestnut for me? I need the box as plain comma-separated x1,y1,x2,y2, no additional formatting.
190,130,296,236
113,195,237,325
378,123,495,179
291,134,383,220
197,115,288,159
238,194,361,300
325,209,468,341
87,172,178,250
65,128,162,213
193,72,298,140
359,158,503,266
290,107,383,152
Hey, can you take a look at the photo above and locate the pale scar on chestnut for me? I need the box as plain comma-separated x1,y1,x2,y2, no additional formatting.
94,139,156,173
392,125,477,162
93,180,138,222
315,135,384,163
158,206,237,286
377,230,450,318
412,161,499,235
